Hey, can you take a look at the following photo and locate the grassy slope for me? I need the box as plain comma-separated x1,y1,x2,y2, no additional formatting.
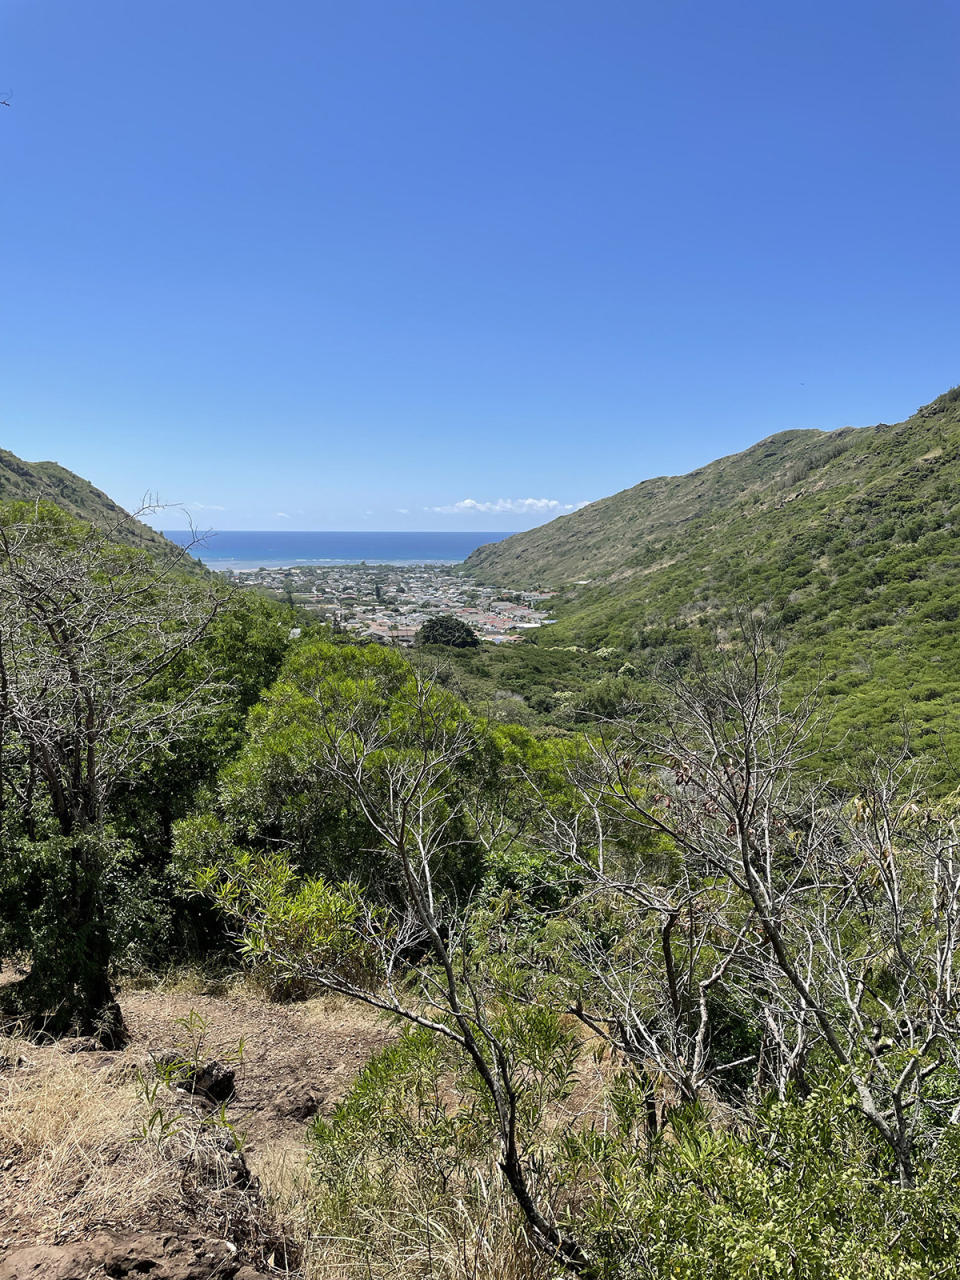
466,426,857,589
0,447,188,561
465,387,960,774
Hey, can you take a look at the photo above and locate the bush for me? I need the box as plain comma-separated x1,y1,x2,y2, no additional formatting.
303,1040,960,1280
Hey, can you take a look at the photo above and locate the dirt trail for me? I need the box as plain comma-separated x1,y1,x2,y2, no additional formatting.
119,986,394,1173
0,984,395,1278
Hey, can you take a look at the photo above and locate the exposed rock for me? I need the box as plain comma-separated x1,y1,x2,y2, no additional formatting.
0,1242,95,1280
154,1055,236,1105
0,1232,273,1280
0,989,388,1280
271,1083,323,1121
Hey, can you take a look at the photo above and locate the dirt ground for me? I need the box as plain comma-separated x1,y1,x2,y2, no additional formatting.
119,986,395,1175
0,982,395,1279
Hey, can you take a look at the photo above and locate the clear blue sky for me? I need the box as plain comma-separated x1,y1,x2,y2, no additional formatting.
2,0,959,531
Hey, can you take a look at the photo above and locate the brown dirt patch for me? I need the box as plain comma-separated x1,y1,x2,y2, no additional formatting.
0,983,395,1273
118,987,394,1174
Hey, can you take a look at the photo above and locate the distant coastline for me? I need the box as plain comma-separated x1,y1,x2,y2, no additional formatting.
163,529,516,572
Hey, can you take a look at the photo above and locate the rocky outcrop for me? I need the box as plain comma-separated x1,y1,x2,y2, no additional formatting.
0,1231,273,1280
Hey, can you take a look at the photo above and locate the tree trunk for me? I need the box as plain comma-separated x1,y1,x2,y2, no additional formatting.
1,840,126,1046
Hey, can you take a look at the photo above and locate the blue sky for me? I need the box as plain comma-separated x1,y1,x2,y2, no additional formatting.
2,0,959,531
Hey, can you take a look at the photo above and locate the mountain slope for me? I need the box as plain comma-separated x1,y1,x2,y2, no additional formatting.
466,387,960,772
0,448,184,560
466,388,960,611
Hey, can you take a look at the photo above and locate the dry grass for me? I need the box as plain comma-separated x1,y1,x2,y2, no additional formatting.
120,961,367,1009
120,961,254,999
0,1027,560,1278
255,1137,549,1280
250,1045,599,1280
0,995,601,1278
0,1030,257,1250
244,1019,615,1280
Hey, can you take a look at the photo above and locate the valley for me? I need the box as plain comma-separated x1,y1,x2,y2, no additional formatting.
221,560,556,644
4,387,960,1279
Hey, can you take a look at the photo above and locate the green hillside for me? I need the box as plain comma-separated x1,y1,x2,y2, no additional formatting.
465,387,960,771
0,448,185,561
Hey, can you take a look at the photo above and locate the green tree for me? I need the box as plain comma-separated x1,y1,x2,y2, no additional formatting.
0,501,224,1041
416,614,480,648
106,590,292,968
186,650,593,1274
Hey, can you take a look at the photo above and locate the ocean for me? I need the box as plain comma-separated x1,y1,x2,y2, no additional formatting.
163,530,515,572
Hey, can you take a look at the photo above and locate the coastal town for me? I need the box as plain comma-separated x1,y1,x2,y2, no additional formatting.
218,561,556,644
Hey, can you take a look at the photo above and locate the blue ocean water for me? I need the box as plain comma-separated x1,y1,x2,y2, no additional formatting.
163,530,515,571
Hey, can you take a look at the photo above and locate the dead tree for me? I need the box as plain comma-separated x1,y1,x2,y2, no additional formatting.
520,757,756,1122
566,626,960,1187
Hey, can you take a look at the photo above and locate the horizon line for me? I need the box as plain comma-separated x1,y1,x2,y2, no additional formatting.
160,528,523,534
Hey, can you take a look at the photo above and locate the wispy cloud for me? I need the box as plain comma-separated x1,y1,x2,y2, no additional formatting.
428,497,590,516
189,502,225,512
274,511,292,519
395,507,409,515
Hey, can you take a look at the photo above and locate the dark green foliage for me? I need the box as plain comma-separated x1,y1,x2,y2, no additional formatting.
0,501,291,1032
176,638,500,914
429,636,638,729
416,613,481,647
107,592,293,968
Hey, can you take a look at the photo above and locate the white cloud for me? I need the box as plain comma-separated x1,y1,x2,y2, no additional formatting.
189,502,225,512
274,511,292,519
428,497,591,516
395,507,409,515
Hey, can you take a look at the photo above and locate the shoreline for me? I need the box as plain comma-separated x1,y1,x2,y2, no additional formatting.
208,557,469,573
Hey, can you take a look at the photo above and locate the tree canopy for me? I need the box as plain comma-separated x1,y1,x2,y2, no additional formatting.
0,501,289,1039
416,613,480,648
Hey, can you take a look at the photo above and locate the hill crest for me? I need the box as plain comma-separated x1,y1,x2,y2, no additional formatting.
464,393,957,590
0,447,188,561
463,385,960,770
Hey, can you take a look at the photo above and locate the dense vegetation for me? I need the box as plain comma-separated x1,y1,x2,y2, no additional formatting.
415,613,480,647
5,398,960,1276
0,500,290,1038
183,630,960,1278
